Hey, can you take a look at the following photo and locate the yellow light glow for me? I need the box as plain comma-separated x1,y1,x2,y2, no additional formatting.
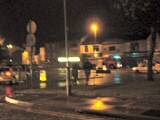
91,23,98,33
22,51,30,64
7,44,13,49
5,71,12,77
80,45,85,53
90,98,113,111
40,70,47,82
0,76,4,80
40,47,46,62
88,45,94,53
34,55,39,64
92,100,106,110
94,51,99,58
103,66,107,70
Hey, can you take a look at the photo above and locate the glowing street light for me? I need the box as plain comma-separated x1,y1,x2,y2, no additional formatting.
7,44,14,61
90,22,99,43
7,44,13,49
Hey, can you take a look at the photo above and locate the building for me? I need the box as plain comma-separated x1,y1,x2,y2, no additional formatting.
79,36,160,67
80,43,103,58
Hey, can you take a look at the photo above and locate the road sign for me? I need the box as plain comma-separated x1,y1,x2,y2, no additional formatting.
27,20,37,34
26,33,36,47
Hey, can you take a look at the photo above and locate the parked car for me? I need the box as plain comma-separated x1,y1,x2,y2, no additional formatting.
0,65,31,85
96,65,111,73
103,58,122,69
0,66,17,84
132,63,160,73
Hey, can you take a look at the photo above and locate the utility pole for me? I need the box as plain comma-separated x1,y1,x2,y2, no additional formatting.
63,0,71,96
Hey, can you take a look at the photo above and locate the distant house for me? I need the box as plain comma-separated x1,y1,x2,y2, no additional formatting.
80,43,103,58
102,39,148,57
79,36,160,67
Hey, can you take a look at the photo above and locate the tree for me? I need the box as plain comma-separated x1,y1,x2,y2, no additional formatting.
113,0,160,81
0,38,10,65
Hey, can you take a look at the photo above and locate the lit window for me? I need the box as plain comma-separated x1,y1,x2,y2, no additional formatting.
93,46,99,52
84,46,88,52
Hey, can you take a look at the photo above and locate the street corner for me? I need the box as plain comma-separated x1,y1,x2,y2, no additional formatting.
75,96,160,120
4,96,33,107
76,105,160,120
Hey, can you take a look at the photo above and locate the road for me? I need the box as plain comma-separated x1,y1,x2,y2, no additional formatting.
1,66,159,91
37,67,160,89
1,67,160,120
0,103,125,120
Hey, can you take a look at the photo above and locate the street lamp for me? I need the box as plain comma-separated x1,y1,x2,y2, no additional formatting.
90,22,99,44
7,44,14,63
7,44,13,49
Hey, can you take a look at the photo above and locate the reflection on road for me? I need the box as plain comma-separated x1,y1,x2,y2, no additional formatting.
44,69,129,88
84,97,115,111
114,72,121,84
38,68,157,89
88,70,122,86
40,82,47,89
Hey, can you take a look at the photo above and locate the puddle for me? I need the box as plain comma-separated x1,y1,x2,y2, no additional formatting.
114,73,122,84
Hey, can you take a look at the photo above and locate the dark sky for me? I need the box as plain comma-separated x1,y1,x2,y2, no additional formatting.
0,0,147,47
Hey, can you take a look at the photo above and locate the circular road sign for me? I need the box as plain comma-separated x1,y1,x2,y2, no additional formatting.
27,20,37,34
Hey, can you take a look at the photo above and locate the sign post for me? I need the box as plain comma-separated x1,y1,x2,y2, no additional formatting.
63,0,71,96
26,20,37,88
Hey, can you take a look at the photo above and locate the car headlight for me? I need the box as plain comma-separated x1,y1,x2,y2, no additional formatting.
103,66,107,70
117,63,122,68
132,67,136,71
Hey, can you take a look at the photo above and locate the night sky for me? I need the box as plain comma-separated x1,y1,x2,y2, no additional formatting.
0,0,147,47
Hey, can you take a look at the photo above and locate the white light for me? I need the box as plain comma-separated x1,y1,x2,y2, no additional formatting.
68,57,80,62
58,57,80,62
58,57,68,62
132,67,136,71
117,63,122,68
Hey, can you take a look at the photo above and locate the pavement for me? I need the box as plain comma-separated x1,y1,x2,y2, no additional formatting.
2,74,158,120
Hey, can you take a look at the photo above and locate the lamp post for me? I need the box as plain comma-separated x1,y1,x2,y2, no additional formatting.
7,44,13,62
90,22,99,44
63,0,71,96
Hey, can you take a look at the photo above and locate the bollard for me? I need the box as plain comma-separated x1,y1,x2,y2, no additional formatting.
40,82,47,89
40,69,47,82
39,69,47,89
5,85,13,97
